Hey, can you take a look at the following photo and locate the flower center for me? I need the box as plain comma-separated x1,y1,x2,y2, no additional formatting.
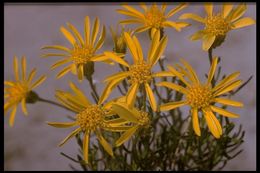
137,111,150,127
186,85,213,109
76,105,106,131
71,45,94,65
145,5,166,29
129,61,152,84
204,13,231,36
6,82,29,103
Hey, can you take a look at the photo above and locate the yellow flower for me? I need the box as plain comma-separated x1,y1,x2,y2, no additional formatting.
112,102,150,147
99,31,173,111
42,16,114,81
117,3,189,36
4,56,46,127
157,57,243,138
47,82,131,163
179,3,255,51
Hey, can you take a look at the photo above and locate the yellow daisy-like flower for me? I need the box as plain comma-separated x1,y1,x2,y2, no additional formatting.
112,102,150,147
47,82,132,163
42,16,113,81
99,31,173,111
179,3,255,51
157,57,243,138
117,3,189,36
4,56,46,127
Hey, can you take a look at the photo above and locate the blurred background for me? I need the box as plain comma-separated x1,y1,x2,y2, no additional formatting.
4,3,256,171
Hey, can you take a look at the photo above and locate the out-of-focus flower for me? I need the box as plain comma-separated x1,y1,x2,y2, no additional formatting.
112,102,150,147
4,56,46,127
47,82,132,163
99,30,174,112
117,3,189,37
42,16,115,81
157,57,243,138
179,3,255,51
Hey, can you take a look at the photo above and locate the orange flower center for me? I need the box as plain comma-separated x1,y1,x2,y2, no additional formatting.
145,5,166,29
129,61,152,84
205,13,231,36
5,82,29,103
71,45,94,65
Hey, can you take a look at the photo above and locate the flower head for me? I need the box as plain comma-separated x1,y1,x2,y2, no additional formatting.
117,3,189,36
179,3,255,51
111,102,151,147
4,56,46,127
47,82,133,163
42,16,114,81
99,31,174,111
157,57,243,138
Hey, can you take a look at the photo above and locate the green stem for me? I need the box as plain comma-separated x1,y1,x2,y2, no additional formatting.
38,97,74,112
208,48,216,87
87,75,99,104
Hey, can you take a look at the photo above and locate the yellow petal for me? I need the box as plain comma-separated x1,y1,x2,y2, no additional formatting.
95,25,106,51
104,125,132,132
166,3,188,18
69,82,91,105
163,21,182,31
104,71,129,82
67,22,84,46
85,16,90,45
58,128,81,147
204,3,213,17
104,51,129,67
41,53,70,58
152,71,175,77
91,17,100,45
56,91,85,111
156,82,188,95
160,101,187,111
180,58,200,84
192,108,201,136
207,56,218,85
21,56,26,81
148,30,160,63
210,106,239,118
117,9,142,19
214,98,243,107
13,56,19,81
105,118,129,126
139,3,147,11
122,5,144,18
55,93,81,112
41,45,71,53
179,13,205,23
126,83,139,108
135,26,150,33
112,103,139,123
190,30,206,40
96,131,114,157
145,83,157,111
124,32,138,63
232,17,255,29
31,75,46,89
9,105,17,127
4,102,14,115
214,80,242,96
50,58,71,70
47,121,77,128
21,98,28,116
222,3,233,18
56,65,72,79
133,36,144,61
167,65,189,86
150,36,168,66
119,19,143,25
213,72,240,92
115,125,139,147
83,132,90,163
60,26,76,45
202,34,216,51
203,109,222,139
228,4,247,22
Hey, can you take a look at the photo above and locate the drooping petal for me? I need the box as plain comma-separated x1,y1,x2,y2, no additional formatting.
145,83,157,111
60,26,76,45
166,3,188,18
203,109,222,139
202,34,216,51
156,82,188,95
83,131,90,163
112,103,139,123
47,121,77,128
179,13,205,23
214,98,243,107
190,30,206,40
31,75,46,89
58,128,81,147
210,106,240,118
126,83,139,108
207,56,219,85
115,125,139,147
96,131,114,157
192,108,201,136
160,101,187,111
232,17,255,29
9,105,17,127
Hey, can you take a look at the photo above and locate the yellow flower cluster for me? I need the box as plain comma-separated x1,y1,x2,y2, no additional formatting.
4,3,255,164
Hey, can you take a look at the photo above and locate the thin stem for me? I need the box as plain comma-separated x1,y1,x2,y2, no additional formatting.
87,75,99,104
208,48,216,87
38,97,74,112
142,84,147,111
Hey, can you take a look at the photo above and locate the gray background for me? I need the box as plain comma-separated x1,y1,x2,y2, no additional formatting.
4,3,256,171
